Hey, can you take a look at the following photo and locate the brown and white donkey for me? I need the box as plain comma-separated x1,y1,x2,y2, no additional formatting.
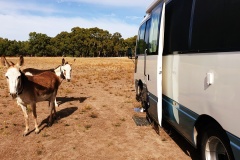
22,58,72,107
1,56,60,136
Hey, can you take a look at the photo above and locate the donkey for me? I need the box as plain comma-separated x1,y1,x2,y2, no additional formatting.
22,58,72,107
23,58,72,82
1,56,60,136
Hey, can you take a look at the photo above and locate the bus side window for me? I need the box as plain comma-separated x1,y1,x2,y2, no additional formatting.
149,3,163,55
191,0,224,51
145,20,151,54
191,0,240,51
136,23,146,55
163,0,192,55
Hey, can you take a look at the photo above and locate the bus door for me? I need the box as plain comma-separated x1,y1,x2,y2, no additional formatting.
135,17,150,85
144,20,151,83
145,2,165,126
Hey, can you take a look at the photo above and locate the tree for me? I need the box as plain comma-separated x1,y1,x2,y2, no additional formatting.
0,26,137,57
112,32,124,56
18,41,29,56
0,38,9,56
29,32,51,56
123,35,137,56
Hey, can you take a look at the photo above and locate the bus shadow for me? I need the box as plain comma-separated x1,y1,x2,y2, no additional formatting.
162,120,200,160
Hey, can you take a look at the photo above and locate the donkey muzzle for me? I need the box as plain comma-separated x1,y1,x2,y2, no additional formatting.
10,93,17,99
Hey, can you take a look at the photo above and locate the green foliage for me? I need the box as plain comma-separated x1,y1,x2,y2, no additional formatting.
29,32,51,56
0,27,137,57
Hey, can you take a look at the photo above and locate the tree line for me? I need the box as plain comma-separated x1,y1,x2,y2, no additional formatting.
0,27,137,57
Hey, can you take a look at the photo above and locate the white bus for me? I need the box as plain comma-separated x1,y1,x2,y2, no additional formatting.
134,0,240,159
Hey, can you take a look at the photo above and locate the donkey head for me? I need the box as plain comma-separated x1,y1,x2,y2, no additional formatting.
61,58,72,82
1,56,24,98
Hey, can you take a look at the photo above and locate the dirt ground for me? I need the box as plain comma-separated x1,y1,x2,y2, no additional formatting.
0,57,198,160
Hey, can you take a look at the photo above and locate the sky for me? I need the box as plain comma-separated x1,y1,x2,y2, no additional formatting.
0,0,152,41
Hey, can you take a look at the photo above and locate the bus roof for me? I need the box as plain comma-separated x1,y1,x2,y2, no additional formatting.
146,0,162,13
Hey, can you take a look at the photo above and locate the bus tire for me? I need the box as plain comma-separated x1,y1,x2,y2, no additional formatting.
136,83,143,102
200,125,234,160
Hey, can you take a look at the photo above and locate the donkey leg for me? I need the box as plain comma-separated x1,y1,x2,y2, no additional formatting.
19,104,29,136
32,104,39,134
53,102,57,118
54,98,59,107
48,100,55,127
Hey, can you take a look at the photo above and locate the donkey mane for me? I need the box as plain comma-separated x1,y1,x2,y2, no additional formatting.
22,68,55,75
54,65,61,70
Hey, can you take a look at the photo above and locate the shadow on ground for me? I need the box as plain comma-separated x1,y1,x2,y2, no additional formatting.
162,120,200,160
56,96,90,105
131,113,200,160
37,106,78,133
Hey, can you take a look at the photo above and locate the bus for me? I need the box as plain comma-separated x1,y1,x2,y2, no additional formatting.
134,0,240,159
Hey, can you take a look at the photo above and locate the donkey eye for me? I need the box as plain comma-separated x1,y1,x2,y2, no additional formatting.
5,76,8,79
17,76,20,79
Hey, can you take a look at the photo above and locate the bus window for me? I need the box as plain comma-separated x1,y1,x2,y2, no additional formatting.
145,20,151,52
191,0,240,52
136,23,146,55
163,0,192,54
191,0,224,51
148,3,163,55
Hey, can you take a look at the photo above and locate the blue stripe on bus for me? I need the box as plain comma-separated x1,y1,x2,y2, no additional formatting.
149,93,158,103
178,106,196,121
227,132,240,159
162,94,240,157
162,95,198,121
162,94,198,145
162,98,197,121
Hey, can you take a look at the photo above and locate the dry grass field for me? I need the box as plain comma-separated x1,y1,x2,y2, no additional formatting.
0,57,197,160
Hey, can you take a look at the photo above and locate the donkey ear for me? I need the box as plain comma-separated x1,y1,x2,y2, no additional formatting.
16,55,24,68
1,56,10,67
19,55,24,66
62,58,65,65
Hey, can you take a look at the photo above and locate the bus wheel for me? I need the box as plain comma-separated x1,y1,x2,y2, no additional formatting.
136,85,142,102
200,125,234,160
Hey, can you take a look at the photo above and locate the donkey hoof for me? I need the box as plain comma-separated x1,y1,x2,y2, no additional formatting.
23,131,28,136
47,123,52,127
35,129,40,134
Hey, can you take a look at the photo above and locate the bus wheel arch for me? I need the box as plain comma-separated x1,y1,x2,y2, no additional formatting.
194,115,234,160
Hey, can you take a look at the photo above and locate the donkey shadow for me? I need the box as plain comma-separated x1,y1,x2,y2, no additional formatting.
26,106,78,136
56,96,90,106
38,106,78,133
26,96,90,135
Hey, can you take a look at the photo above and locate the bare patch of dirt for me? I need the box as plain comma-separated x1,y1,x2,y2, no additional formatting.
0,57,196,160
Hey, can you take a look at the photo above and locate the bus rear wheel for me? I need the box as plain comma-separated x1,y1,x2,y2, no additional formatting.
136,83,142,102
200,125,234,160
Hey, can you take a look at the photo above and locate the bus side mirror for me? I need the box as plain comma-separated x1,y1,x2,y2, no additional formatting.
127,48,132,59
